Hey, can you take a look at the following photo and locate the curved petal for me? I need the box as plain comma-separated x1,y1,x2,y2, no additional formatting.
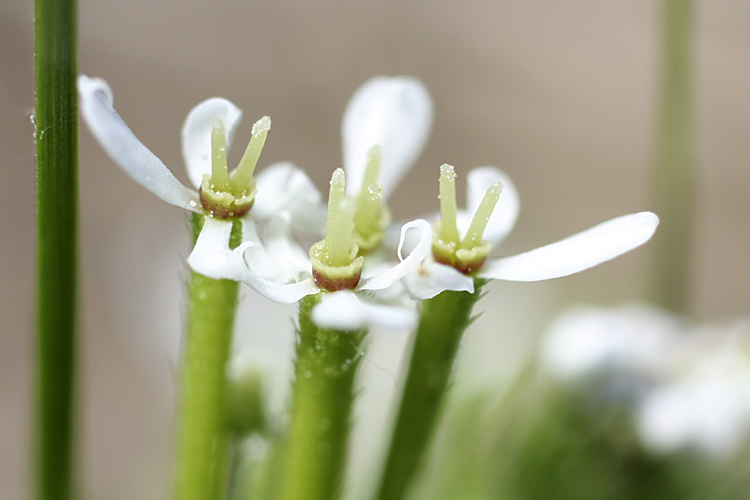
240,218,306,282
311,290,417,331
458,167,520,246
264,213,313,278
78,75,201,212
342,76,433,199
357,219,432,292
404,261,474,300
254,162,326,233
182,98,243,189
240,243,320,304
480,212,659,281
187,217,247,280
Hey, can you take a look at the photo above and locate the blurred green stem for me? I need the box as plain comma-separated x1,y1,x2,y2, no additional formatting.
34,0,78,497
375,279,486,500
650,0,693,314
280,294,366,500
173,214,241,500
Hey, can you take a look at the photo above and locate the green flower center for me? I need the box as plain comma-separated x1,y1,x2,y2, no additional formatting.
432,164,503,274
199,116,270,218
310,169,365,291
352,146,391,252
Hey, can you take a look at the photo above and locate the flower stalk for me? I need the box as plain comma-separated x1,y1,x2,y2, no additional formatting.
375,279,487,500
649,0,693,314
280,293,366,500
173,214,242,500
34,0,79,497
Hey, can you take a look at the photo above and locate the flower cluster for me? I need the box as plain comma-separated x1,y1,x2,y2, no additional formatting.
79,74,659,331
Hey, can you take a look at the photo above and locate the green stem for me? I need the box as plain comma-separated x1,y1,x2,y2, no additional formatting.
375,279,486,500
280,294,366,500
649,0,693,314
34,0,78,497
173,214,241,500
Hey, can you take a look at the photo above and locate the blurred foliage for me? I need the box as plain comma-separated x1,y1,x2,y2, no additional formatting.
407,363,750,500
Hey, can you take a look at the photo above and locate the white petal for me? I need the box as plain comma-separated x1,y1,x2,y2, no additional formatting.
459,167,520,246
78,75,201,212
404,261,474,300
311,290,417,331
358,219,432,292
264,214,313,278
342,76,433,199
240,243,319,304
182,97,243,189
480,212,659,281
189,217,318,303
254,162,327,234
187,217,247,281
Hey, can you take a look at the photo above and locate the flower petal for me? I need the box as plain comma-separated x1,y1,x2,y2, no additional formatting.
264,213,313,278
182,97,243,189
358,219,432,292
254,162,326,234
404,261,474,300
78,75,201,211
342,76,433,199
458,167,520,246
311,290,417,331
240,243,320,304
187,217,247,281
480,212,659,281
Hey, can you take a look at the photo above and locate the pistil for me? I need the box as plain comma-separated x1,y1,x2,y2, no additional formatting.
230,117,269,197
353,146,390,252
199,116,269,219
310,169,364,291
432,165,503,274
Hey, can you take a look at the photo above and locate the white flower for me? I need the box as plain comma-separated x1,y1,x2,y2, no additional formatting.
188,214,434,331
337,79,658,300
78,75,323,279
401,165,659,300
542,304,750,459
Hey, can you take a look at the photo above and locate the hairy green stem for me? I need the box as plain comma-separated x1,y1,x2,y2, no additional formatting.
649,0,693,314
34,0,78,497
375,279,486,500
280,294,366,500
173,214,241,500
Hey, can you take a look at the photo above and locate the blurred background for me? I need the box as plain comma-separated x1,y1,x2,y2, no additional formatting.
1,1,749,499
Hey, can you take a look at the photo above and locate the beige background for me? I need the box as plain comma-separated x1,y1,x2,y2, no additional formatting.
1,1,749,499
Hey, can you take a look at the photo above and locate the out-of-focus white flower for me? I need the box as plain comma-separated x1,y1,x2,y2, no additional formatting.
542,305,750,459
542,305,684,381
78,75,323,281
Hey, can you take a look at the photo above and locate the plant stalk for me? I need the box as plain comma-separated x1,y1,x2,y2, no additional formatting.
34,0,78,497
375,279,486,500
649,0,693,314
173,215,241,500
280,293,366,500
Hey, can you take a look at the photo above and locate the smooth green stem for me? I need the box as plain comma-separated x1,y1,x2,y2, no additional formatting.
649,0,693,314
34,0,78,497
280,294,366,500
375,279,486,500
173,214,241,500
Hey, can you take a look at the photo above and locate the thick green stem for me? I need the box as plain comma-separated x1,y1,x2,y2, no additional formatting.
375,279,486,500
34,0,78,498
173,214,241,500
649,0,693,314
280,294,366,500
